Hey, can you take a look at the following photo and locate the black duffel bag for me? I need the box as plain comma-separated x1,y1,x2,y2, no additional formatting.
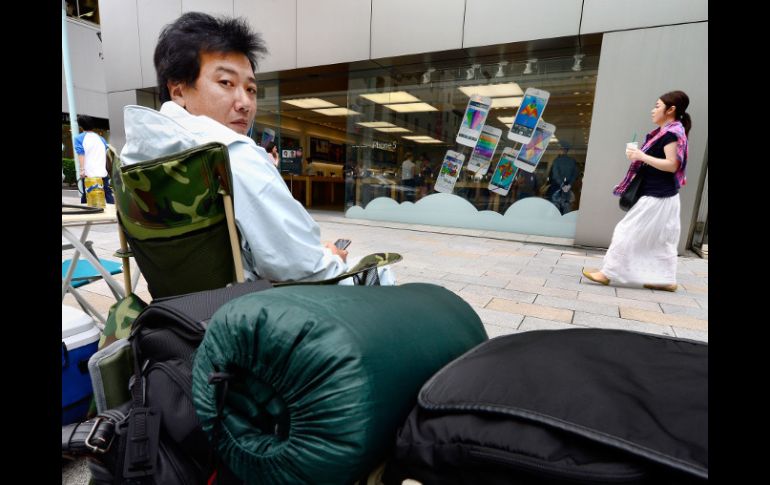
384,328,707,484
62,280,272,484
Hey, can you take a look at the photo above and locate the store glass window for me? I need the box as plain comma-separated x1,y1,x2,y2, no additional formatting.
343,52,599,238
258,36,600,236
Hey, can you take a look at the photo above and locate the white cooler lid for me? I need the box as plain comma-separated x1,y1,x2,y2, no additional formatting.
62,305,98,346
63,325,101,350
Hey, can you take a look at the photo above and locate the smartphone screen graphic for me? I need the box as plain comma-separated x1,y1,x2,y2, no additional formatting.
507,88,549,145
434,150,466,194
456,95,492,147
488,148,519,196
467,125,502,175
514,120,556,173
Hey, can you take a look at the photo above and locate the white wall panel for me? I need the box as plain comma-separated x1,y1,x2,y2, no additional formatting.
62,20,108,118
66,21,106,93
236,0,297,73
371,0,464,59
62,85,109,119
137,0,182,89
106,90,141,152
581,0,707,34
574,23,708,254
99,0,142,92
297,0,370,68
182,0,234,16
463,0,582,48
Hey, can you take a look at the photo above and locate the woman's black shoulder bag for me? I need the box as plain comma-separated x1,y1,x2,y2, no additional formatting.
619,171,644,211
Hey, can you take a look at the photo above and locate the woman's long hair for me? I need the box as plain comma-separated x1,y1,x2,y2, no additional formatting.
660,91,691,136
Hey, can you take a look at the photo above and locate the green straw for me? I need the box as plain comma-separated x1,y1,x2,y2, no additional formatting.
631,133,637,143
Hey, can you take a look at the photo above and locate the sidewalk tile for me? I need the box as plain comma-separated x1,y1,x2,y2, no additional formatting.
572,312,677,337
535,295,619,317
453,290,492,308
484,323,520,338
679,283,708,295
398,276,466,291
659,303,709,320
474,308,524,329
672,327,709,343
506,280,577,299
519,317,583,332
549,279,617,296
620,307,707,331
443,273,510,288
506,275,547,287
486,298,573,322
435,249,482,260
461,284,537,303
615,288,700,308
551,266,581,277
578,292,662,312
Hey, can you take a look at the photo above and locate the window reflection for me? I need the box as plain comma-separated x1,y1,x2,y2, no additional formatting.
65,0,100,25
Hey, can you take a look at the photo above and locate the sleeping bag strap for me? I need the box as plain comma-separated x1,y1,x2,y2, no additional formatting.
207,370,233,484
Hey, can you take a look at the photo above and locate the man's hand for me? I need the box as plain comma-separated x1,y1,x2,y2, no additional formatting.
324,242,348,263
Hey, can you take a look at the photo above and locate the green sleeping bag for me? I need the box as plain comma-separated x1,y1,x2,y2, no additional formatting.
192,283,487,484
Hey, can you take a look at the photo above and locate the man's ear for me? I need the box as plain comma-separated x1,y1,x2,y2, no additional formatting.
167,81,186,107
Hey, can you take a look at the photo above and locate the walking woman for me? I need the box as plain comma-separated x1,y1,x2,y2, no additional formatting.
583,90,691,292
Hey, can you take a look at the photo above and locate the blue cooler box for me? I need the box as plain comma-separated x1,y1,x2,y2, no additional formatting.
62,305,100,425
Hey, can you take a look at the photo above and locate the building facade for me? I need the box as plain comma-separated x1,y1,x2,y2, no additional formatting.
88,0,708,254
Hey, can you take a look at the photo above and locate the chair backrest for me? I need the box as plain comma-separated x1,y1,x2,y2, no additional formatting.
111,142,244,299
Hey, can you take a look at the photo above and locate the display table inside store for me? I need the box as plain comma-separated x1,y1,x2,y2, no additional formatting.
282,174,345,208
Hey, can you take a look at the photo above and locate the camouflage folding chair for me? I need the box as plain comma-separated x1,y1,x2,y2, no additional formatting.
112,141,244,300
88,142,401,412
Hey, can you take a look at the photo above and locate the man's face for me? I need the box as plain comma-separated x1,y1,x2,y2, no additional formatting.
170,51,257,135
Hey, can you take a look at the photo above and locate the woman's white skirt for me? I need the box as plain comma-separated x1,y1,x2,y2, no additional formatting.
601,194,680,286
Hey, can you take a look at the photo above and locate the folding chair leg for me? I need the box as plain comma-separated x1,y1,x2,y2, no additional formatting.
68,286,106,328
118,228,133,295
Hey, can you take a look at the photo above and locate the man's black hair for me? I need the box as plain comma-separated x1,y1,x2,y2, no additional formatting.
77,114,94,131
154,12,268,103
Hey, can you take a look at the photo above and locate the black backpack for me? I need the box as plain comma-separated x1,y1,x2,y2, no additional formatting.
384,329,708,485
62,280,272,484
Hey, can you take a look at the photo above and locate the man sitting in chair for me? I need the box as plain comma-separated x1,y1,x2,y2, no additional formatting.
120,12,393,284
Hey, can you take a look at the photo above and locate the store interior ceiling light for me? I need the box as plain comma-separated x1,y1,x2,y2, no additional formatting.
356,121,396,128
283,98,337,109
490,96,523,109
495,61,509,78
403,135,442,143
360,91,421,104
458,82,523,98
385,102,438,113
312,107,361,116
375,127,411,132
523,58,537,75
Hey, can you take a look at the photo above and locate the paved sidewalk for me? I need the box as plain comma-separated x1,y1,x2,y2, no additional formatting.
61,191,707,483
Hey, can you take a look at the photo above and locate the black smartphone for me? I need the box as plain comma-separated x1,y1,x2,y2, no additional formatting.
334,238,351,250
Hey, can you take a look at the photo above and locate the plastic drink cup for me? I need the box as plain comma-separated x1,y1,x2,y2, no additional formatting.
626,142,639,151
